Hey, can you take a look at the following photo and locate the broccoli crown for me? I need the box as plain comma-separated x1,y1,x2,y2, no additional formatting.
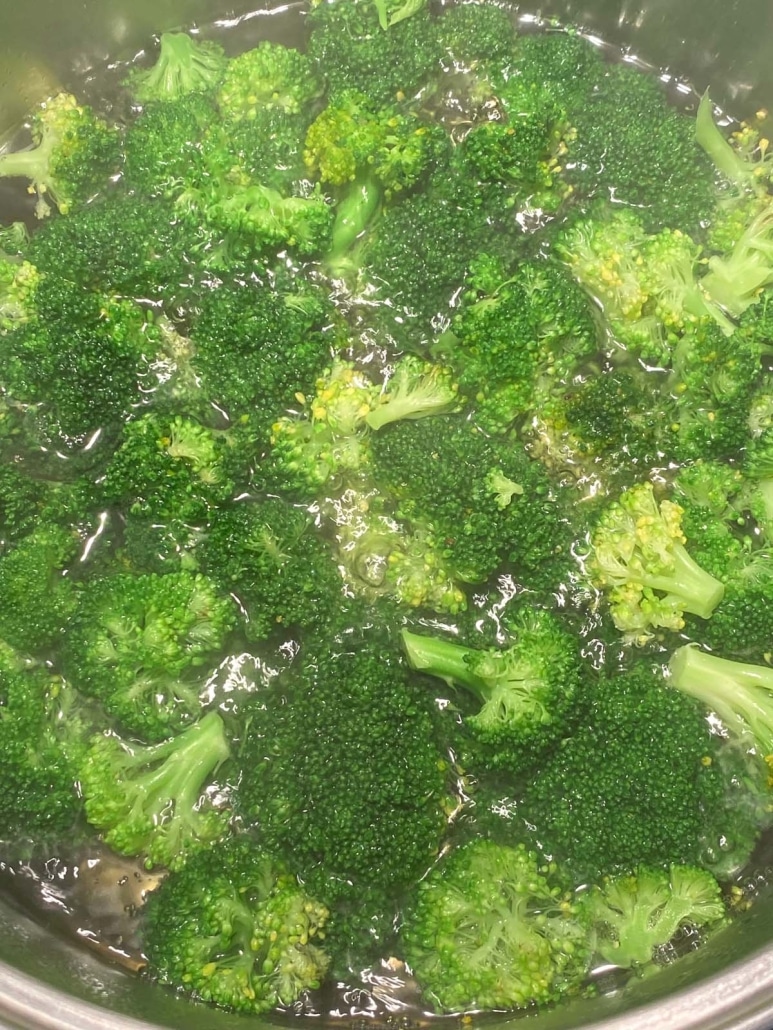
0,276,150,439
402,608,585,774
204,107,310,192
0,92,119,218
371,415,572,586
144,835,330,1014
121,92,218,198
520,662,724,880
126,32,228,103
188,281,334,422
588,481,725,642
198,496,343,642
401,839,590,1013
330,490,467,615
80,710,231,870
62,571,236,741
27,193,198,300
508,30,604,110
100,412,241,526
0,655,88,841
307,0,442,105
565,64,716,234
236,622,447,903
216,42,323,122
581,865,726,969
669,644,773,759
0,524,79,655
434,2,517,67
305,91,445,193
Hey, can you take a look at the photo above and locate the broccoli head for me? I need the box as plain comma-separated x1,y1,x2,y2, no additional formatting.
125,32,227,102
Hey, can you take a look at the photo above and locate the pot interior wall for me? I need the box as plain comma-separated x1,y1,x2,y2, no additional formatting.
0,0,772,1027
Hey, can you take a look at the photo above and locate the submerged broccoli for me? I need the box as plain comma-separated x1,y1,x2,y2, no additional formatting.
588,481,724,642
581,865,726,969
144,836,330,1014
0,92,119,217
401,839,589,1013
80,711,230,870
126,32,228,102
401,608,584,774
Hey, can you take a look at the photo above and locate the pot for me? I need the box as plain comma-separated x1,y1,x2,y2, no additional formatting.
1,0,772,1027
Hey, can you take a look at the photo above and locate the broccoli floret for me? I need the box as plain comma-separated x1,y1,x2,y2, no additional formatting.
121,92,219,199
401,839,590,1013
0,524,79,655
216,42,322,122
371,415,573,588
670,644,773,760
236,622,448,905
203,106,311,193
198,496,344,642
0,251,39,333
365,355,459,430
434,2,517,68
581,865,726,969
588,481,724,643
401,608,585,774
565,63,716,234
63,571,237,741
80,711,230,870
509,30,604,111
0,652,91,842
329,489,467,614
519,661,726,880
0,92,119,217
144,836,330,1013
188,280,335,423
306,0,442,106
99,412,241,529
125,32,228,102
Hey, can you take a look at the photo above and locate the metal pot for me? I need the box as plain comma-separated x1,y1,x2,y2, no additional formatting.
1,0,772,1026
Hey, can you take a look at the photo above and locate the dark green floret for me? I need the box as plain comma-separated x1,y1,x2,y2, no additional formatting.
62,571,237,741
144,836,330,1014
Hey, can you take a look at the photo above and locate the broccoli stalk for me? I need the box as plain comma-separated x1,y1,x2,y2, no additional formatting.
325,173,382,279
80,710,231,870
583,864,726,969
365,357,459,430
126,32,228,102
669,644,773,757
695,92,773,194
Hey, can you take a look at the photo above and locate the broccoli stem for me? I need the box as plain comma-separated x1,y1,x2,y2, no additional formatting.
325,173,381,278
669,644,773,754
638,541,725,620
695,93,750,190
402,628,489,699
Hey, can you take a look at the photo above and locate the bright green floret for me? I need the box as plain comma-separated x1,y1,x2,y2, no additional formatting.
401,839,589,1013
80,711,230,870
144,836,330,1013
0,92,119,218
126,32,228,102
217,42,322,121
401,608,584,774
581,865,726,969
365,356,459,430
589,481,724,642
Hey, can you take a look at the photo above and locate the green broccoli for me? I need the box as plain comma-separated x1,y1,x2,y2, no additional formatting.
80,711,231,870
62,571,237,741
401,607,585,774
216,42,322,122
581,865,726,969
588,481,725,642
401,839,589,1013
0,92,119,217
144,836,330,1013
125,31,227,102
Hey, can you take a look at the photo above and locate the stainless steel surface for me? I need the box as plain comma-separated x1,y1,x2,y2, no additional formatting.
1,0,773,1026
